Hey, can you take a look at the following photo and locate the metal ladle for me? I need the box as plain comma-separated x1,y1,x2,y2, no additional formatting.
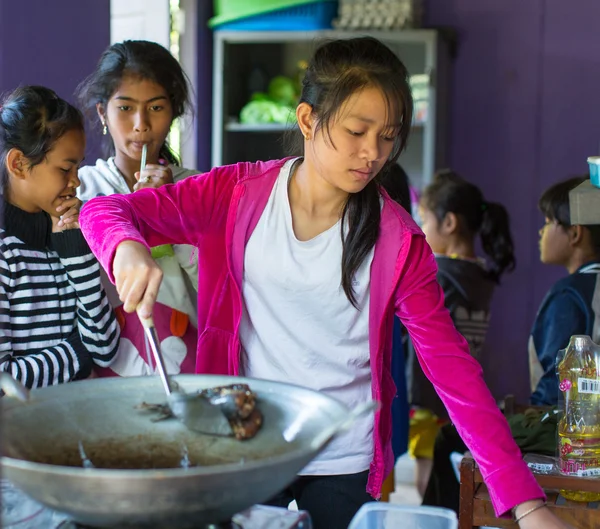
137,311,235,436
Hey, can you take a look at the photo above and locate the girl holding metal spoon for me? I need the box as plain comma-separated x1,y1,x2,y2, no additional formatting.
81,38,571,529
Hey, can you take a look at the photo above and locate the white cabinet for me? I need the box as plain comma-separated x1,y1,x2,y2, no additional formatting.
212,29,451,190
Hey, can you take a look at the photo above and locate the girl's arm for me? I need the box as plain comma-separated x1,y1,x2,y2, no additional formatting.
394,234,544,517
80,166,231,284
0,282,94,388
52,230,120,367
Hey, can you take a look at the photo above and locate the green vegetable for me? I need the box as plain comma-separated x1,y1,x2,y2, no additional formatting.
250,92,269,102
267,76,298,107
239,100,296,125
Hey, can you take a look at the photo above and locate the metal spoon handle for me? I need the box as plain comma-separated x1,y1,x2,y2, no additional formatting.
140,143,147,173
137,310,174,396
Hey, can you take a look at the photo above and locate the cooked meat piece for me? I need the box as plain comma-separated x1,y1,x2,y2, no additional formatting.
136,384,263,440
229,408,263,440
198,384,256,420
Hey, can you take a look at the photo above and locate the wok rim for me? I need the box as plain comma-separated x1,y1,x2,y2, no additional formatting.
1,374,347,480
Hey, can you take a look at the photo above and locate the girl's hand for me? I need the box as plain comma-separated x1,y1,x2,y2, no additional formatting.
133,160,173,191
52,196,82,232
516,503,573,528
113,240,163,317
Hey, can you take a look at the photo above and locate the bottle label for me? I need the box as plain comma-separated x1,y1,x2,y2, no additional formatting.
559,457,600,475
527,462,554,473
578,377,600,394
578,468,600,477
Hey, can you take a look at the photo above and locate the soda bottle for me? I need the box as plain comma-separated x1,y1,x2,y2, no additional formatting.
557,335,600,501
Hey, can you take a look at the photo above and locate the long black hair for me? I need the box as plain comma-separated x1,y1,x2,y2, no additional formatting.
379,163,412,214
0,85,84,195
292,37,413,307
76,40,191,165
421,170,516,283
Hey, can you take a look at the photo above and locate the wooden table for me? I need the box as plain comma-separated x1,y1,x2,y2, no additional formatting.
459,454,600,529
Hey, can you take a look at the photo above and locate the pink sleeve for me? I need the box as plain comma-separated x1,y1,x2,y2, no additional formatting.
395,234,544,517
79,166,232,283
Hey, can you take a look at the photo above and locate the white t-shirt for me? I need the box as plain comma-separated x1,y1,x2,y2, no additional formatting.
240,159,375,475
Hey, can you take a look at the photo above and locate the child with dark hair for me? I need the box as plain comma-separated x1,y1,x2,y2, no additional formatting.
0,86,119,388
75,40,198,377
423,175,600,514
80,37,566,529
531,176,600,405
408,169,516,495
421,170,516,286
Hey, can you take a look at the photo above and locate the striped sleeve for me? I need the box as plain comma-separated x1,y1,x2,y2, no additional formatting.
0,274,94,389
53,230,120,367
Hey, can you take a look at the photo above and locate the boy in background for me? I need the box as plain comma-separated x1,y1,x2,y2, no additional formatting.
530,176,600,405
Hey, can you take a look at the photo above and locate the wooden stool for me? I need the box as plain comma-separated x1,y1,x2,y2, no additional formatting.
459,454,600,528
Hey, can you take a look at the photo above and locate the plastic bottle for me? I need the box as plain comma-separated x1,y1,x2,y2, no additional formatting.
557,335,600,501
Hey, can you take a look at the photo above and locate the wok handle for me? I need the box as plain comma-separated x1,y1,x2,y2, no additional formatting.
0,372,30,401
137,308,176,397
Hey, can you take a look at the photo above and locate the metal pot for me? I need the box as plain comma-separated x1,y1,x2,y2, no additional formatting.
1,374,364,528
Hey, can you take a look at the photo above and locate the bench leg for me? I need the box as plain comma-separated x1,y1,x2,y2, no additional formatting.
459,457,475,529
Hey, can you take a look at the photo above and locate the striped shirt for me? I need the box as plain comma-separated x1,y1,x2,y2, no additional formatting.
0,201,120,388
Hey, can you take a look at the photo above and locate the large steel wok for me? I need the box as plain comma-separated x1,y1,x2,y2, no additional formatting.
1,374,369,528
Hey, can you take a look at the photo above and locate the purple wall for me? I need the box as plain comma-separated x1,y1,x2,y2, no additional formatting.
0,0,110,163
426,1,600,401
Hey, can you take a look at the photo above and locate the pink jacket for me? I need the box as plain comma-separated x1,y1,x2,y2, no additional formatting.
80,158,543,516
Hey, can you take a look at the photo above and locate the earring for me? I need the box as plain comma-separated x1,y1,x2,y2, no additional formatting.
101,120,107,135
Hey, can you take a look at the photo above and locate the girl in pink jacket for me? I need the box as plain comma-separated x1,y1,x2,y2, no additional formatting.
80,37,567,529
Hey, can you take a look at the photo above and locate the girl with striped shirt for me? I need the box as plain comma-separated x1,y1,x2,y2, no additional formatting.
0,86,120,389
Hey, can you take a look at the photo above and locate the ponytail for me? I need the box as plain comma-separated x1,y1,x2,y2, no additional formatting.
423,170,516,283
480,202,516,283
